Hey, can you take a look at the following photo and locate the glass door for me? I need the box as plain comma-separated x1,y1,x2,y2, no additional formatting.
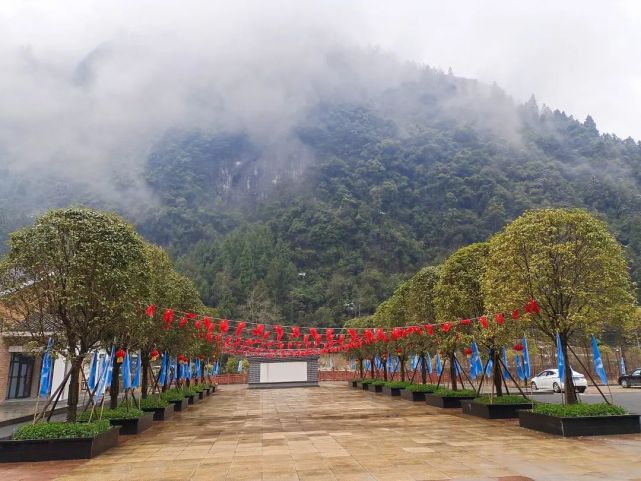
7,353,35,399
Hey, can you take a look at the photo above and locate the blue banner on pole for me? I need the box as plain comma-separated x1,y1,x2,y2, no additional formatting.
522,336,531,379
591,336,608,385
435,354,442,375
501,346,510,380
38,338,54,398
426,353,433,374
556,333,565,382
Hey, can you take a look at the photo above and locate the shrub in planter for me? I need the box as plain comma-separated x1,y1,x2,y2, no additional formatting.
401,384,438,401
426,388,477,408
0,420,118,462
78,406,144,421
78,406,153,435
370,380,385,393
140,396,173,421
12,420,111,440
181,387,198,404
383,381,411,397
462,395,533,419
519,403,640,436
406,384,438,393
161,389,188,411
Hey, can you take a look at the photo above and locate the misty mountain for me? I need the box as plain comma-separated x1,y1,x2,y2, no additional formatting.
2,64,641,325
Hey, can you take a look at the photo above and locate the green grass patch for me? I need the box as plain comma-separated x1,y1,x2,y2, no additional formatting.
532,403,627,417
181,387,197,396
383,381,411,389
78,406,143,421
12,420,111,440
140,396,169,409
193,384,205,393
475,395,531,405
433,388,477,398
361,379,376,385
406,384,438,393
371,380,386,386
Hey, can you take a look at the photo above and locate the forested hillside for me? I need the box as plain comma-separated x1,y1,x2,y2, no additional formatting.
2,66,641,325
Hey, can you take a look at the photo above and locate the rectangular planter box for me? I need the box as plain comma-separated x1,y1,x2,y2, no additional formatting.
382,386,404,397
348,380,358,388
425,394,476,409
518,410,641,437
142,404,174,421
211,385,217,392
204,388,211,396
108,412,154,435
0,426,120,462
186,394,197,405
400,390,428,402
371,384,383,393
169,398,188,412
360,382,369,390
460,399,533,419
196,391,205,400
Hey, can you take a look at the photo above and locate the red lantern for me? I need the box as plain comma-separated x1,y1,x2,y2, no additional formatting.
460,319,471,326
512,309,520,320
115,348,126,363
149,349,159,361
464,347,473,359
145,305,156,318
495,313,505,325
479,316,488,328
514,342,524,353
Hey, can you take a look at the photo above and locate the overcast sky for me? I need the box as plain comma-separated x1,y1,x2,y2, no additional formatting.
1,0,640,189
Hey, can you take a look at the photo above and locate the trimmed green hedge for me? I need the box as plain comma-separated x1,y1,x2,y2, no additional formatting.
406,384,438,393
140,396,169,409
78,406,143,421
361,379,376,385
12,420,111,440
371,380,386,386
181,387,197,396
161,389,185,402
383,381,412,389
533,403,626,417
475,395,531,405
433,388,477,398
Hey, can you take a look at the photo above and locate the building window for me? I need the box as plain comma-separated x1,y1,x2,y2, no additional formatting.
7,353,35,399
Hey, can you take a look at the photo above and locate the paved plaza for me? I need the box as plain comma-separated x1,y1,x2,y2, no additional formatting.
2,383,641,481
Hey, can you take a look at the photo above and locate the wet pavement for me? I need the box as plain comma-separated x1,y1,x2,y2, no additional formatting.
1,382,641,480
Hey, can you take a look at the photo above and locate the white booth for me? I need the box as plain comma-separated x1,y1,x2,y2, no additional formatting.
248,356,319,389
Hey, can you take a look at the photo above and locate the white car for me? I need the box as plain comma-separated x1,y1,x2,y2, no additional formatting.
530,368,588,393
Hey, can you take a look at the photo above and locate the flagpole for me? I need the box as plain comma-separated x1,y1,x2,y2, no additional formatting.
567,344,610,404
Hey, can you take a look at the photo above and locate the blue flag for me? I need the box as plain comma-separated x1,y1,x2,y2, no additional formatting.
374,356,383,370
426,353,433,374
364,359,371,371
501,346,510,380
591,336,608,385
393,356,400,373
471,342,483,379
95,346,115,402
122,350,133,390
485,356,493,377
38,338,54,398
515,352,525,381
158,352,167,386
237,360,243,373
132,351,141,389
556,333,565,382
350,357,356,371
522,336,531,379
87,350,98,393
435,354,442,375
454,354,461,376
620,356,627,376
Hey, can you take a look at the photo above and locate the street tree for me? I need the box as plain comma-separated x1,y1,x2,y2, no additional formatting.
483,209,636,404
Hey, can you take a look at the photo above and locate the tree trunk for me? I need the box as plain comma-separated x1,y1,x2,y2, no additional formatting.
400,355,406,381
370,358,375,379
383,356,388,381
110,361,121,409
141,353,150,399
421,354,427,384
561,334,578,404
492,349,503,396
358,359,364,379
449,352,458,391
66,357,84,422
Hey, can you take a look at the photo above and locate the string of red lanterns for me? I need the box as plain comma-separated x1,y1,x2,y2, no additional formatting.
142,299,541,357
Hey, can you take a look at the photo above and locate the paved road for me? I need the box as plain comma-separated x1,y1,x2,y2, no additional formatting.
529,386,641,413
